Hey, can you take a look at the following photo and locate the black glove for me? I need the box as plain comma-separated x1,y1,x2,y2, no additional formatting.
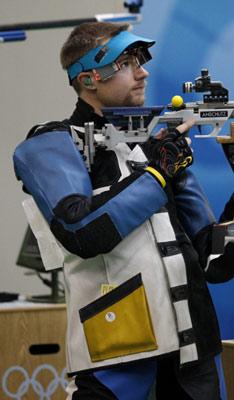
219,192,234,222
205,242,234,283
193,224,234,283
143,129,193,180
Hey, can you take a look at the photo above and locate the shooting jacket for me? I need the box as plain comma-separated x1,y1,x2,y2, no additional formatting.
13,98,221,376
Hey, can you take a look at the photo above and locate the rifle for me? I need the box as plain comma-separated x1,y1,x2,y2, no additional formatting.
80,69,234,171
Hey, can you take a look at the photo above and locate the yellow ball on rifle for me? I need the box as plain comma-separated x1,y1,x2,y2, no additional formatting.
171,95,184,108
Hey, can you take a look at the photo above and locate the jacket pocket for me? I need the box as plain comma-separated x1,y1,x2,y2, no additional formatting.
79,273,157,362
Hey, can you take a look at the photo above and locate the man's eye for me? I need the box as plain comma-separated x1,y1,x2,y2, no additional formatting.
119,60,130,69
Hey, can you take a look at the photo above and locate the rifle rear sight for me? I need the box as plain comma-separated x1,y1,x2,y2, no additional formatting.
183,68,229,103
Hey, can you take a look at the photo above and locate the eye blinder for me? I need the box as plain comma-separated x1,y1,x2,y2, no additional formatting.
92,47,152,81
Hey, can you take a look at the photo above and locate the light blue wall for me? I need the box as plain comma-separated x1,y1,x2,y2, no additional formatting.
134,0,234,339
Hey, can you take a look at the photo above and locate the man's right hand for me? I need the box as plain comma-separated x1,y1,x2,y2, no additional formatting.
147,128,193,180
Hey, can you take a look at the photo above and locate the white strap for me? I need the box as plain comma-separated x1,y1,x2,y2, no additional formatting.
22,197,65,271
70,125,85,141
127,144,148,163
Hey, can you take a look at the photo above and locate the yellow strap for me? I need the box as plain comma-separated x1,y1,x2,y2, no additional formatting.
101,284,117,296
145,166,166,188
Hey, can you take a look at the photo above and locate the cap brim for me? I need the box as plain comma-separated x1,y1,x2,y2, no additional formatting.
96,31,155,66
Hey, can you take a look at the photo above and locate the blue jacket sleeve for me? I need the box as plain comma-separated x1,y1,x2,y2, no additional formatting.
172,170,216,239
13,129,168,258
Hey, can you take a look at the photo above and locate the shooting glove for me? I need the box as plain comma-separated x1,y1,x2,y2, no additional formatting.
143,129,193,183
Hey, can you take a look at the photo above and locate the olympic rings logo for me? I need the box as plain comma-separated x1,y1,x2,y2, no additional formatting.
2,364,68,399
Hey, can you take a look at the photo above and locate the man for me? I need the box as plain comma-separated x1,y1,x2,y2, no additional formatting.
13,22,234,399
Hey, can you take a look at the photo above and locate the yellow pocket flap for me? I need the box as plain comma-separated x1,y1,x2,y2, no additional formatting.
79,274,157,362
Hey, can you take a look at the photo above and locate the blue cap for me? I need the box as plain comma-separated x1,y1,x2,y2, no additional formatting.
67,30,155,82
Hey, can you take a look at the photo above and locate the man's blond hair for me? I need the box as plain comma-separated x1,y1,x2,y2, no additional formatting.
60,22,130,70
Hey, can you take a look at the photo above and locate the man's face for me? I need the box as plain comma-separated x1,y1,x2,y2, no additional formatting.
93,50,149,108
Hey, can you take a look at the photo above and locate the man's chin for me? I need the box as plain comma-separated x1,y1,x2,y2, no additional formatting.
129,96,145,107
134,98,145,106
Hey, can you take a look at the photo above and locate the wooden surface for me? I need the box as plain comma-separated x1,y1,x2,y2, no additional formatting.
216,125,234,143
0,303,68,399
222,340,234,400
0,304,233,399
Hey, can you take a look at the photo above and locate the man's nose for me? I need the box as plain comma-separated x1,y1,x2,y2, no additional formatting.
134,65,149,79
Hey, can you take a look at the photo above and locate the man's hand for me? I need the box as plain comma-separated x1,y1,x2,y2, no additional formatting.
148,128,193,179
206,242,234,283
219,192,234,222
142,118,195,186
176,118,196,134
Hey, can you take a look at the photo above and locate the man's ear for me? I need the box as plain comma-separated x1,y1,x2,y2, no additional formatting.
78,73,96,90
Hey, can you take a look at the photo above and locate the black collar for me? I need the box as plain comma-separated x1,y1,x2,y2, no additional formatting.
67,97,108,129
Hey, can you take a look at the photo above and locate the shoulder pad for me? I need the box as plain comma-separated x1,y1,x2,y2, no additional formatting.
26,121,72,139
